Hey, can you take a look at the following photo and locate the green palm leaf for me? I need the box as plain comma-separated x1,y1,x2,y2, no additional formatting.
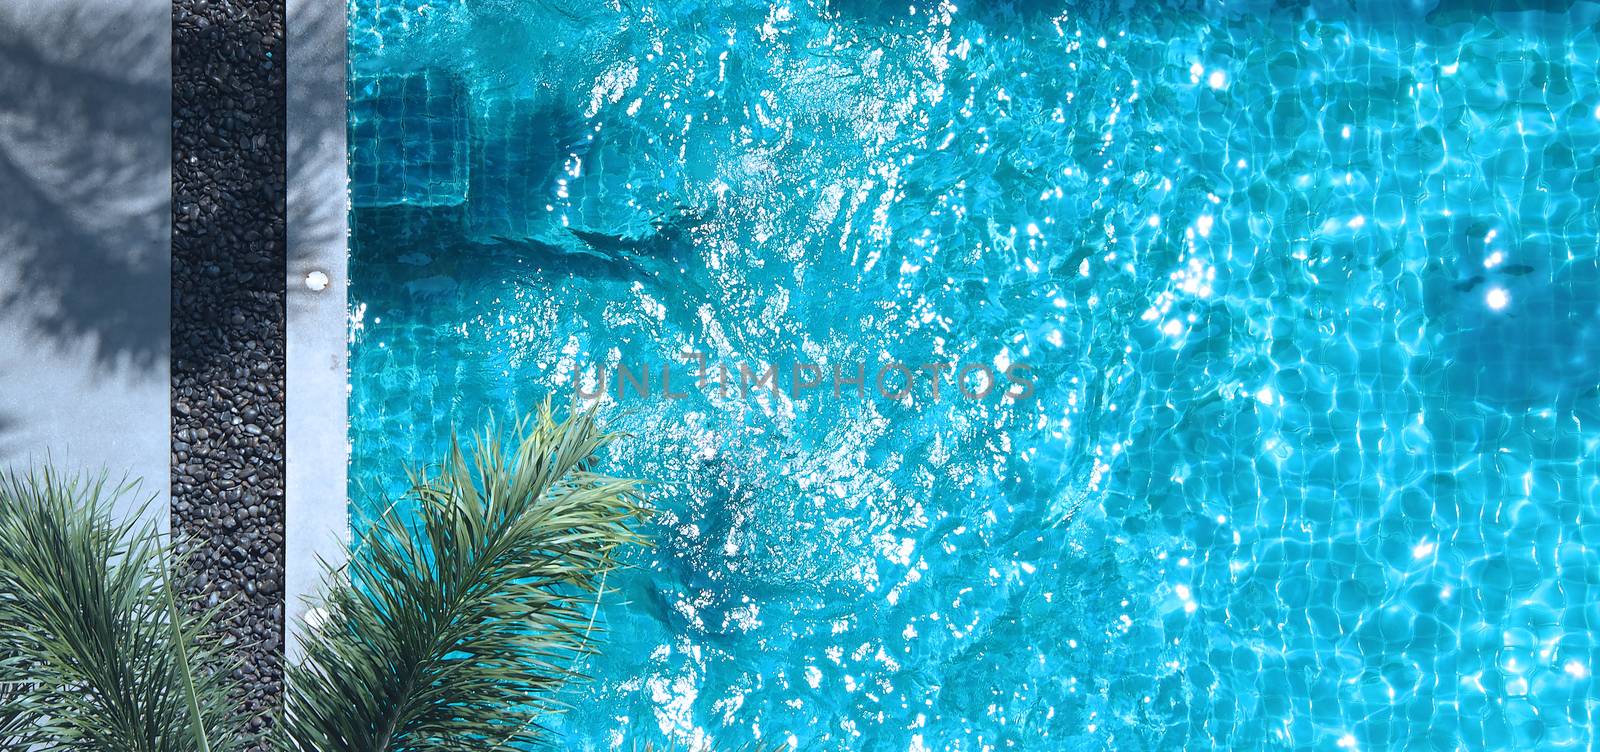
0,466,249,752
284,404,651,751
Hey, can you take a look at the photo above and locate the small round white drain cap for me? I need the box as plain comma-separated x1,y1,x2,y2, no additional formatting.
305,270,330,291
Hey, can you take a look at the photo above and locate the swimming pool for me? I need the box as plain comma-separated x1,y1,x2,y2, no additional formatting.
348,1,1600,748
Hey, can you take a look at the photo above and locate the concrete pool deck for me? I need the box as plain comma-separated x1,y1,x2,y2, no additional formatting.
0,0,172,523
285,0,349,658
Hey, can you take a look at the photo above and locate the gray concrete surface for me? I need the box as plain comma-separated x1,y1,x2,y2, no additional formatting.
285,0,350,653
0,0,172,520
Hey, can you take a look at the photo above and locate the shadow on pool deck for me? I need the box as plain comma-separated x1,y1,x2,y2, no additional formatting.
288,0,346,273
0,2,170,376
0,1,171,502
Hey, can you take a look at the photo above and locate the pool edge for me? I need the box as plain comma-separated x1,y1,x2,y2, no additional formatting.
285,0,349,660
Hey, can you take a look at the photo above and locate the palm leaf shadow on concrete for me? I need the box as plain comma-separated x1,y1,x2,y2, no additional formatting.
0,407,14,460
288,0,346,273
0,2,171,376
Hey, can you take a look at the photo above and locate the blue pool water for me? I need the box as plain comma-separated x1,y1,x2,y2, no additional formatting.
348,1,1600,748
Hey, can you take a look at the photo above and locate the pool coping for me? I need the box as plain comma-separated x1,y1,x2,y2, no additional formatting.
285,0,350,659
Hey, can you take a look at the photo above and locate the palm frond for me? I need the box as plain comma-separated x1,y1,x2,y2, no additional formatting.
0,645,39,748
0,466,250,752
285,404,652,751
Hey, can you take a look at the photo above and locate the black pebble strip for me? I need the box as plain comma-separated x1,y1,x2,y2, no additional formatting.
172,0,287,740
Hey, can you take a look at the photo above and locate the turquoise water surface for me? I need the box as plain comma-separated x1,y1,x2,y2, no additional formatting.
348,1,1600,748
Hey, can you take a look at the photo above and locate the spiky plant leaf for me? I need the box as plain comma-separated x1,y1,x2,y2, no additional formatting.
0,466,250,752
0,648,39,747
285,405,651,751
